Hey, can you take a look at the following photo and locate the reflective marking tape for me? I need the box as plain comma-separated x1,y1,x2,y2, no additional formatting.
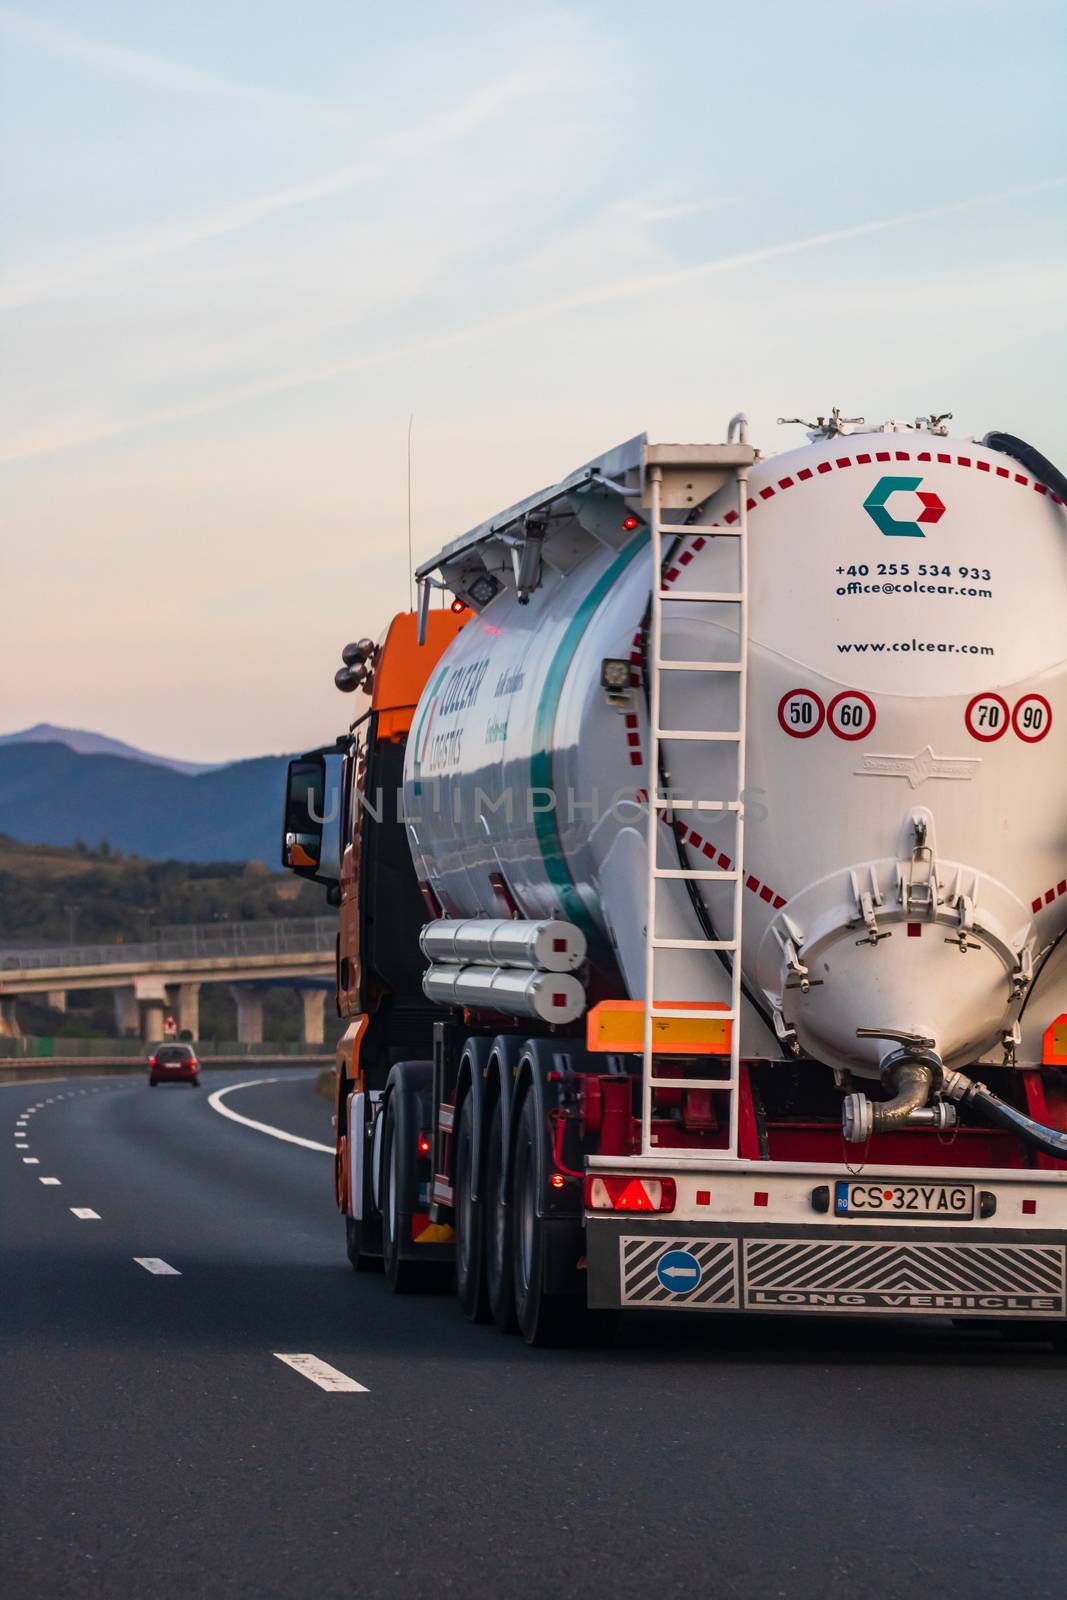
273,1354,368,1392
134,1257,181,1275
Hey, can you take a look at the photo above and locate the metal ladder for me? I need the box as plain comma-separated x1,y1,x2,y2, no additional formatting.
641,423,753,1159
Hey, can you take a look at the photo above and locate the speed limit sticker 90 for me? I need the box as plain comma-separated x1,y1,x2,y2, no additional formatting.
1012,693,1052,743
964,692,1010,742
777,689,825,739
827,690,876,741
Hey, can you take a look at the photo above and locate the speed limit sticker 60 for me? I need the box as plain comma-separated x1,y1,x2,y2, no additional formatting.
778,689,825,739
827,691,876,741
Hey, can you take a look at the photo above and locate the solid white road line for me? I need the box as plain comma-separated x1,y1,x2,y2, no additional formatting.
273,1354,368,1392
207,1079,333,1154
134,1257,181,1275
70,1208,100,1220
23,1157,39,1165
39,1176,61,1185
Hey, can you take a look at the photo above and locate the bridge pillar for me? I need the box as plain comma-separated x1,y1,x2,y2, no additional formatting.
140,1000,165,1042
133,975,168,1042
0,996,20,1038
169,982,201,1040
114,988,140,1037
300,989,326,1046
46,989,68,1013
232,985,266,1046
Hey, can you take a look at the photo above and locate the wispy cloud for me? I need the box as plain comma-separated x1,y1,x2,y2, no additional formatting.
0,7,351,125
634,198,738,224
0,66,546,312
6,177,1061,467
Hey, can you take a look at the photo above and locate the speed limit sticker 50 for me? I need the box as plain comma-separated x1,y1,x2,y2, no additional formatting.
777,689,825,739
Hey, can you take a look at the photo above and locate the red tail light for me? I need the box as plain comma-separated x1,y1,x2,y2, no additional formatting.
148,1056,158,1068
416,1131,431,1157
187,1058,198,1069
584,1175,676,1213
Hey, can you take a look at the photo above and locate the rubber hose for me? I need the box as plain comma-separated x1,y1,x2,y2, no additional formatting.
960,1081,1067,1162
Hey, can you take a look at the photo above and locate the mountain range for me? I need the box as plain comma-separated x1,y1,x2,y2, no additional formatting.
0,730,291,864
0,723,220,776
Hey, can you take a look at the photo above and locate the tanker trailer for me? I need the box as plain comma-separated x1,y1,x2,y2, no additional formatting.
282,414,1067,1345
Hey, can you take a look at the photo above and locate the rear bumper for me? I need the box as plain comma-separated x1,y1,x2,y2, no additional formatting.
149,1068,198,1082
586,1217,1067,1319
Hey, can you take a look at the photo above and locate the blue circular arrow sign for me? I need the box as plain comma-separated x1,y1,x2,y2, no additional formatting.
656,1248,703,1293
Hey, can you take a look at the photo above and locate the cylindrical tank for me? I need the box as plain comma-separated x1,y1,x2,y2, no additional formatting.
403,426,1067,1077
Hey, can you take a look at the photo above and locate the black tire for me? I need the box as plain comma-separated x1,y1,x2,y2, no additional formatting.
485,1098,517,1333
455,1095,489,1322
149,1078,158,1087
345,1212,381,1273
510,1089,588,1347
191,1078,200,1088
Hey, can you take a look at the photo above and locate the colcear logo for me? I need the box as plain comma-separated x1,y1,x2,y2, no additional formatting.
863,476,945,537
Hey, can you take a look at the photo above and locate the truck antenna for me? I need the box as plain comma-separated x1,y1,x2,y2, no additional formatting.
406,413,415,612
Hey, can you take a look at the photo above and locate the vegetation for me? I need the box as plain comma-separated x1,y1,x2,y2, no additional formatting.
0,835,325,946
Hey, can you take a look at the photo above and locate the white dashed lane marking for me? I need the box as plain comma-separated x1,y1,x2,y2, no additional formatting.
134,1258,181,1276
273,1354,368,1392
22,1157,39,1165
70,1208,100,1220
39,1177,61,1186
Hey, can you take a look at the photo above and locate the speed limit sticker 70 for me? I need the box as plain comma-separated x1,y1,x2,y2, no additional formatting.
777,689,825,739
965,693,1009,742
827,691,876,741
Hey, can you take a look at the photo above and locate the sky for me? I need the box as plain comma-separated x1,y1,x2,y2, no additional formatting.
2,0,1065,762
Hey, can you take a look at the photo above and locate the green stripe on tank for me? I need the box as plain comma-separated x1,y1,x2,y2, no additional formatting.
530,530,651,937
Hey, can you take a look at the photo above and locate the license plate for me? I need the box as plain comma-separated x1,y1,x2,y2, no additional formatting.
834,1180,975,1219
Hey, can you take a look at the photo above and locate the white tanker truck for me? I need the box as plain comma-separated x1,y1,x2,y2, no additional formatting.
283,412,1067,1345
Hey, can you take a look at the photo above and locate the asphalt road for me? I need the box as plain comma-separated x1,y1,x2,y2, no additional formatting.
2,1068,1065,1600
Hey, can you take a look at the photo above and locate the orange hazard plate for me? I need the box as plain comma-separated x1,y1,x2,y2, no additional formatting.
586,999,732,1055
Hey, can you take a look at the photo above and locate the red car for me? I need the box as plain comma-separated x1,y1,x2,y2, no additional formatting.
148,1043,200,1087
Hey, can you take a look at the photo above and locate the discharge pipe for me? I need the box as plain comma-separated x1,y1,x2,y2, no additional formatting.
842,1029,954,1143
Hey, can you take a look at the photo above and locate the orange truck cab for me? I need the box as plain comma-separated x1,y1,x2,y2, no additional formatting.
281,608,466,1266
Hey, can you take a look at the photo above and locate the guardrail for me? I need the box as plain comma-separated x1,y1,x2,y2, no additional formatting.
0,917,337,972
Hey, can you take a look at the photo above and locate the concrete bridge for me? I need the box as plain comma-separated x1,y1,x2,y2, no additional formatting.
0,918,335,1044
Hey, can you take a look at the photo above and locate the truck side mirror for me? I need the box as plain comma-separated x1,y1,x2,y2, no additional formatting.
282,756,327,876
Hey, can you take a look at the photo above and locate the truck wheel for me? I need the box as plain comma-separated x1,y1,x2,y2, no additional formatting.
454,1095,489,1322
510,1088,584,1346
345,1213,381,1273
381,1099,416,1292
485,1098,517,1333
